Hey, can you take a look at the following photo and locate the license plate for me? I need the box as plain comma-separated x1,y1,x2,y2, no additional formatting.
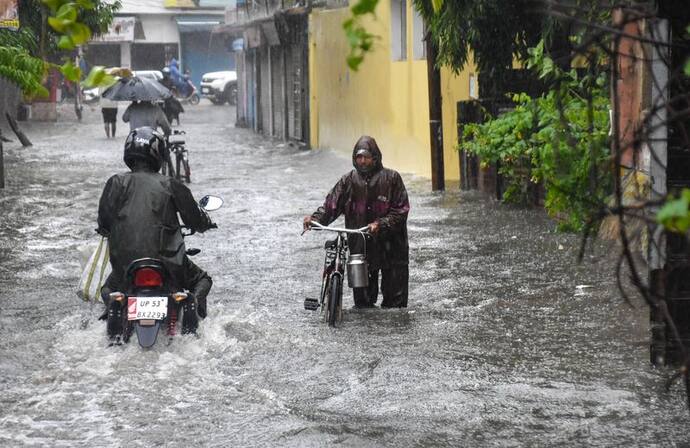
127,297,168,321
201,87,209,93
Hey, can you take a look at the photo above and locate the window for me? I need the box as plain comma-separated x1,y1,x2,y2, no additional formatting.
412,7,425,60
391,0,407,61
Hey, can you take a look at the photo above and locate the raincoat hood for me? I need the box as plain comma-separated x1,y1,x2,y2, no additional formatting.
352,135,383,174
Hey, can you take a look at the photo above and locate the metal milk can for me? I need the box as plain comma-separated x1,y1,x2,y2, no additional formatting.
346,254,369,288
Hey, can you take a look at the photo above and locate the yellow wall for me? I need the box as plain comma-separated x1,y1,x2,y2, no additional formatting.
309,1,474,182
439,63,475,182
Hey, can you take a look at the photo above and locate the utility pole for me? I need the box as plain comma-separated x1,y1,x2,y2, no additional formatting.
425,30,444,191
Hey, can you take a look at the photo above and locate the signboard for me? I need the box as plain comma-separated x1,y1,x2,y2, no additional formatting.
0,0,19,30
96,17,135,42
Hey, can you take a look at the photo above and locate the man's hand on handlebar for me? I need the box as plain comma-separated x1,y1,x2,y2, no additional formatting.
303,216,313,231
367,221,380,235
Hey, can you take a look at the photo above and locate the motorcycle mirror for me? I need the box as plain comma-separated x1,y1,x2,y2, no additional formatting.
199,195,224,211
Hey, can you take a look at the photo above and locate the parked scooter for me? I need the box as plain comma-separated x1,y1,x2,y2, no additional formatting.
106,195,223,348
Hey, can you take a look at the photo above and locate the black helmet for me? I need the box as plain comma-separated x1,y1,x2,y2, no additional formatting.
124,127,165,172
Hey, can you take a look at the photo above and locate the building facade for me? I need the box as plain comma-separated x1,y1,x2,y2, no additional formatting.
309,0,475,182
220,0,310,144
86,0,236,89
220,0,475,181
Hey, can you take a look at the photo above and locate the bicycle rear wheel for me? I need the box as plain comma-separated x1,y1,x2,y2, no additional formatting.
175,153,182,181
182,155,191,183
162,151,174,177
327,275,342,327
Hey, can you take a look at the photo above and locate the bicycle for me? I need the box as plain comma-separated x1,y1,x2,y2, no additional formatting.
303,221,369,327
162,130,191,183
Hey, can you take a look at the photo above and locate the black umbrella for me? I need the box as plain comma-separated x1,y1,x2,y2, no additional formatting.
101,76,171,102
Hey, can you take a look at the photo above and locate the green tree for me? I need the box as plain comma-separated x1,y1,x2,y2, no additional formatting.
460,40,611,231
346,0,562,92
411,0,560,95
0,0,120,96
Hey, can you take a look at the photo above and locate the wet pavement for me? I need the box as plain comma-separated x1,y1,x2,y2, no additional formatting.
0,101,689,447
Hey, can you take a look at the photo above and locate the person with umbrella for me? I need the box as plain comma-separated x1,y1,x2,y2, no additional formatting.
101,75,173,136
122,100,171,136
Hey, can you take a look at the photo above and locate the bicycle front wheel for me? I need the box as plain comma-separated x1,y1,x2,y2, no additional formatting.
327,275,342,327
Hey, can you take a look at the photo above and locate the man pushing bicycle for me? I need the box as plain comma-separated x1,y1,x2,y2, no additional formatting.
303,135,410,308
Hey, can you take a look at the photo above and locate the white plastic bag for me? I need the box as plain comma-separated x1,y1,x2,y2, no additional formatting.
76,236,111,302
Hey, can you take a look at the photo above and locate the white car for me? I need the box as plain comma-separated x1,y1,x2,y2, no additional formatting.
133,70,163,82
200,70,237,105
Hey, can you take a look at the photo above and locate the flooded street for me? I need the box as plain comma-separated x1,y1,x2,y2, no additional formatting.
0,102,688,447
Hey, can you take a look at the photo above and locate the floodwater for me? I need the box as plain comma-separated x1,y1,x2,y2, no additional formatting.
0,101,688,447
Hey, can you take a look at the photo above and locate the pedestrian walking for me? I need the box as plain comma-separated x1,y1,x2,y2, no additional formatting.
99,87,118,138
303,135,411,308
122,100,171,136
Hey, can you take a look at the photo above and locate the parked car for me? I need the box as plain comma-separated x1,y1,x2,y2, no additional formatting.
200,70,237,105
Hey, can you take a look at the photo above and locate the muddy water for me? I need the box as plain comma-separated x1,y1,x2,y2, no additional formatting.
0,102,688,447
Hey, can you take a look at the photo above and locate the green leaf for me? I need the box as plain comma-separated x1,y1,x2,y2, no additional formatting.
47,17,69,32
684,58,690,77
60,60,81,82
347,54,364,71
75,0,95,10
351,0,378,16
82,66,115,88
67,22,91,45
56,3,78,22
41,0,62,12
657,189,690,233
57,35,75,50
431,0,444,13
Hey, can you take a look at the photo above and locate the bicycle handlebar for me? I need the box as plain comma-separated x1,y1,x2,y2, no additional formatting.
308,221,369,234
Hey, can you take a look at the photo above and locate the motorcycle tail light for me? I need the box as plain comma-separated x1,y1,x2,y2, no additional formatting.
133,268,163,287
173,292,188,302
109,292,125,302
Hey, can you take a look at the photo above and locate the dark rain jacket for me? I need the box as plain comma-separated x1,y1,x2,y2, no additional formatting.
97,170,212,288
311,136,410,270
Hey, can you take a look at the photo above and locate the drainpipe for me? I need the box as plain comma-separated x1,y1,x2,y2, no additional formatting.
268,45,274,137
425,29,444,191
283,45,289,140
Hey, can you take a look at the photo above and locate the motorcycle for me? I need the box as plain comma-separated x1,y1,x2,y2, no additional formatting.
176,83,200,105
106,195,223,348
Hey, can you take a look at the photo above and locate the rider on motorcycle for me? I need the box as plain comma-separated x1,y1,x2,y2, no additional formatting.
159,67,184,125
97,127,214,339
